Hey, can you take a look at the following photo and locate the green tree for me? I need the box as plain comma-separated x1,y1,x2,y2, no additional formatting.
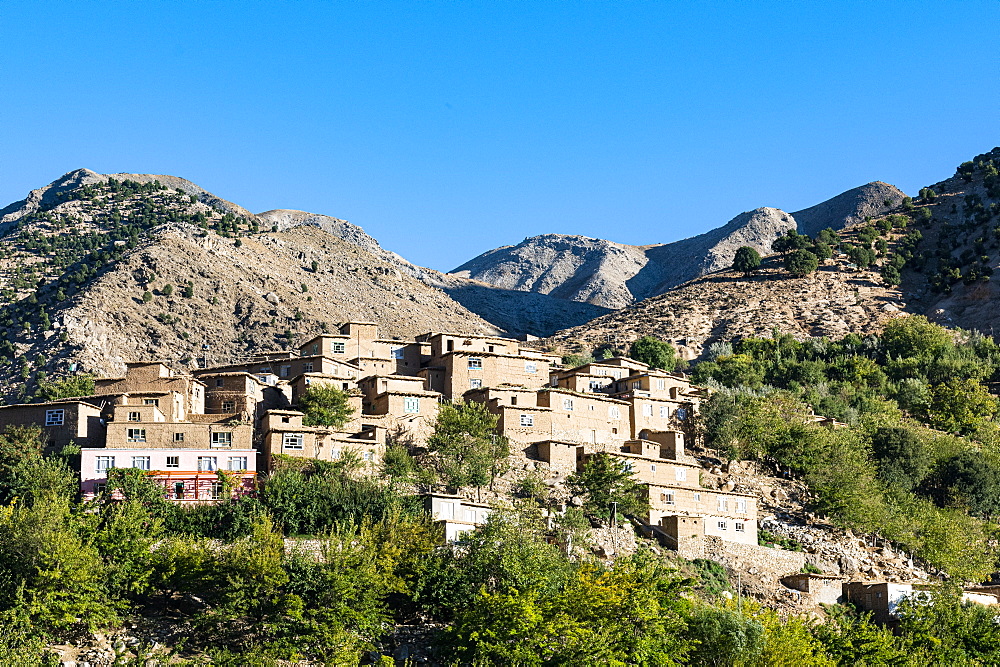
785,249,819,277
628,335,680,371
297,385,355,428
182,283,194,298
426,402,510,494
34,374,95,401
927,378,998,434
732,246,762,276
847,245,877,269
141,290,153,303
161,284,174,297
566,452,648,520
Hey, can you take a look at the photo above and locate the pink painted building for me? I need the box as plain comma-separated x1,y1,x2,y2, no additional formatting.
80,447,257,502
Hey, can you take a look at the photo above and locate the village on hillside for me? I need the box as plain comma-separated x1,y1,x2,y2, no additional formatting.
4,320,998,627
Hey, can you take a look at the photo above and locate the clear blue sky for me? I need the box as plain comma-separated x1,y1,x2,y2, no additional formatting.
2,2,998,271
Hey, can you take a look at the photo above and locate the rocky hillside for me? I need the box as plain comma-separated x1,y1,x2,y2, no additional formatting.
546,253,905,360
897,148,1000,334
791,181,905,238
450,183,905,310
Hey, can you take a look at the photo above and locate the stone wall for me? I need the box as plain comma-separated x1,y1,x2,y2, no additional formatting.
701,536,806,574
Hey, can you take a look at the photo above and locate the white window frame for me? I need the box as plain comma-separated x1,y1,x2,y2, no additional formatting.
197,456,217,472
632,381,641,390
96,456,115,473
210,481,224,500
126,428,146,442
520,414,534,427
718,521,727,531
131,456,150,470
468,357,483,370
282,433,304,450
222,400,236,412
174,432,185,442
470,378,482,389
735,522,745,532
609,406,620,419
660,406,669,418
656,379,666,391
363,451,374,462
736,499,747,514
404,397,420,414
45,409,64,426
642,404,653,417
332,341,346,354
228,456,248,471
662,492,674,505
392,346,406,360
675,467,687,482
563,398,574,411
128,411,141,422
718,497,729,512
143,398,159,406
166,456,180,468
211,431,233,447
525,362,537,373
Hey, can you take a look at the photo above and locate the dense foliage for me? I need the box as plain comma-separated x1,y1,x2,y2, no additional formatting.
692,316,1000,580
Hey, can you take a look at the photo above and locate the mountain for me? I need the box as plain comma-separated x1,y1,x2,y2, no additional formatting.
450,183,906,310
0,169,615,396
546,151,1000,358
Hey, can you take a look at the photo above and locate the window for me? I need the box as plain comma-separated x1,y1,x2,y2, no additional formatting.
563,398,574,411
661,492,674,505
446,339,454,352
511,396,517,406
736,499,747,514
303,362,314,373
470,378,482,389
144,398,159,406
197,457,217,472
588,405,595,411
632,381,641,390
127,428,146,442
675,467,687,482
363,451,374,462
525,362,537,373
211,431,233,447
676,408,688,420
131,456,150,470
332,341,345,354
468,357,483,369
283,433,304,450
392,346,405,359
173,482,184,499
45,409,64,426
651,464,657,472
404,397,420,414
311,343,319,355
96,456,115,473
174,432,184,442
228,456,248,471
279,365,290,378
656,379,666,391
520,414,534,427
718,521,727,531
718,497,729,512
128,411,141,422
660,406,670,418
735,522,745,532
94,483,107,496
216,378,225,387
331,448,341,459
609,406,620,419
166,456,179,468
623,460,634,472
694,493,701,502
589,381,602,391
488,345,495,353
210,481,224,500
222,401,236,412
642,404,653,417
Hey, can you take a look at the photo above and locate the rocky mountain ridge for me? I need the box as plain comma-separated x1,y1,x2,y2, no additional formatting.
451,182,906,309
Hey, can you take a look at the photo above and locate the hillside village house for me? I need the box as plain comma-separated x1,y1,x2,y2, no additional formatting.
0,321,750,550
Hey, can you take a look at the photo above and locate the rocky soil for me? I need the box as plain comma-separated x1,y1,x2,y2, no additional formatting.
546,253,906,360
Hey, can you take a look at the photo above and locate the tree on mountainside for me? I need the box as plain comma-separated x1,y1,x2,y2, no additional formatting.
732,246,762,276
785,249,819,277
772,230,811,255
566,452,648,520
426,402,510,494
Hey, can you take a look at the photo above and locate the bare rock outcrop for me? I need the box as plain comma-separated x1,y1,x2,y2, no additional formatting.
792,181,906,238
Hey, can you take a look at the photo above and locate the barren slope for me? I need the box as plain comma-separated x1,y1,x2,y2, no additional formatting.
546,255,905,360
